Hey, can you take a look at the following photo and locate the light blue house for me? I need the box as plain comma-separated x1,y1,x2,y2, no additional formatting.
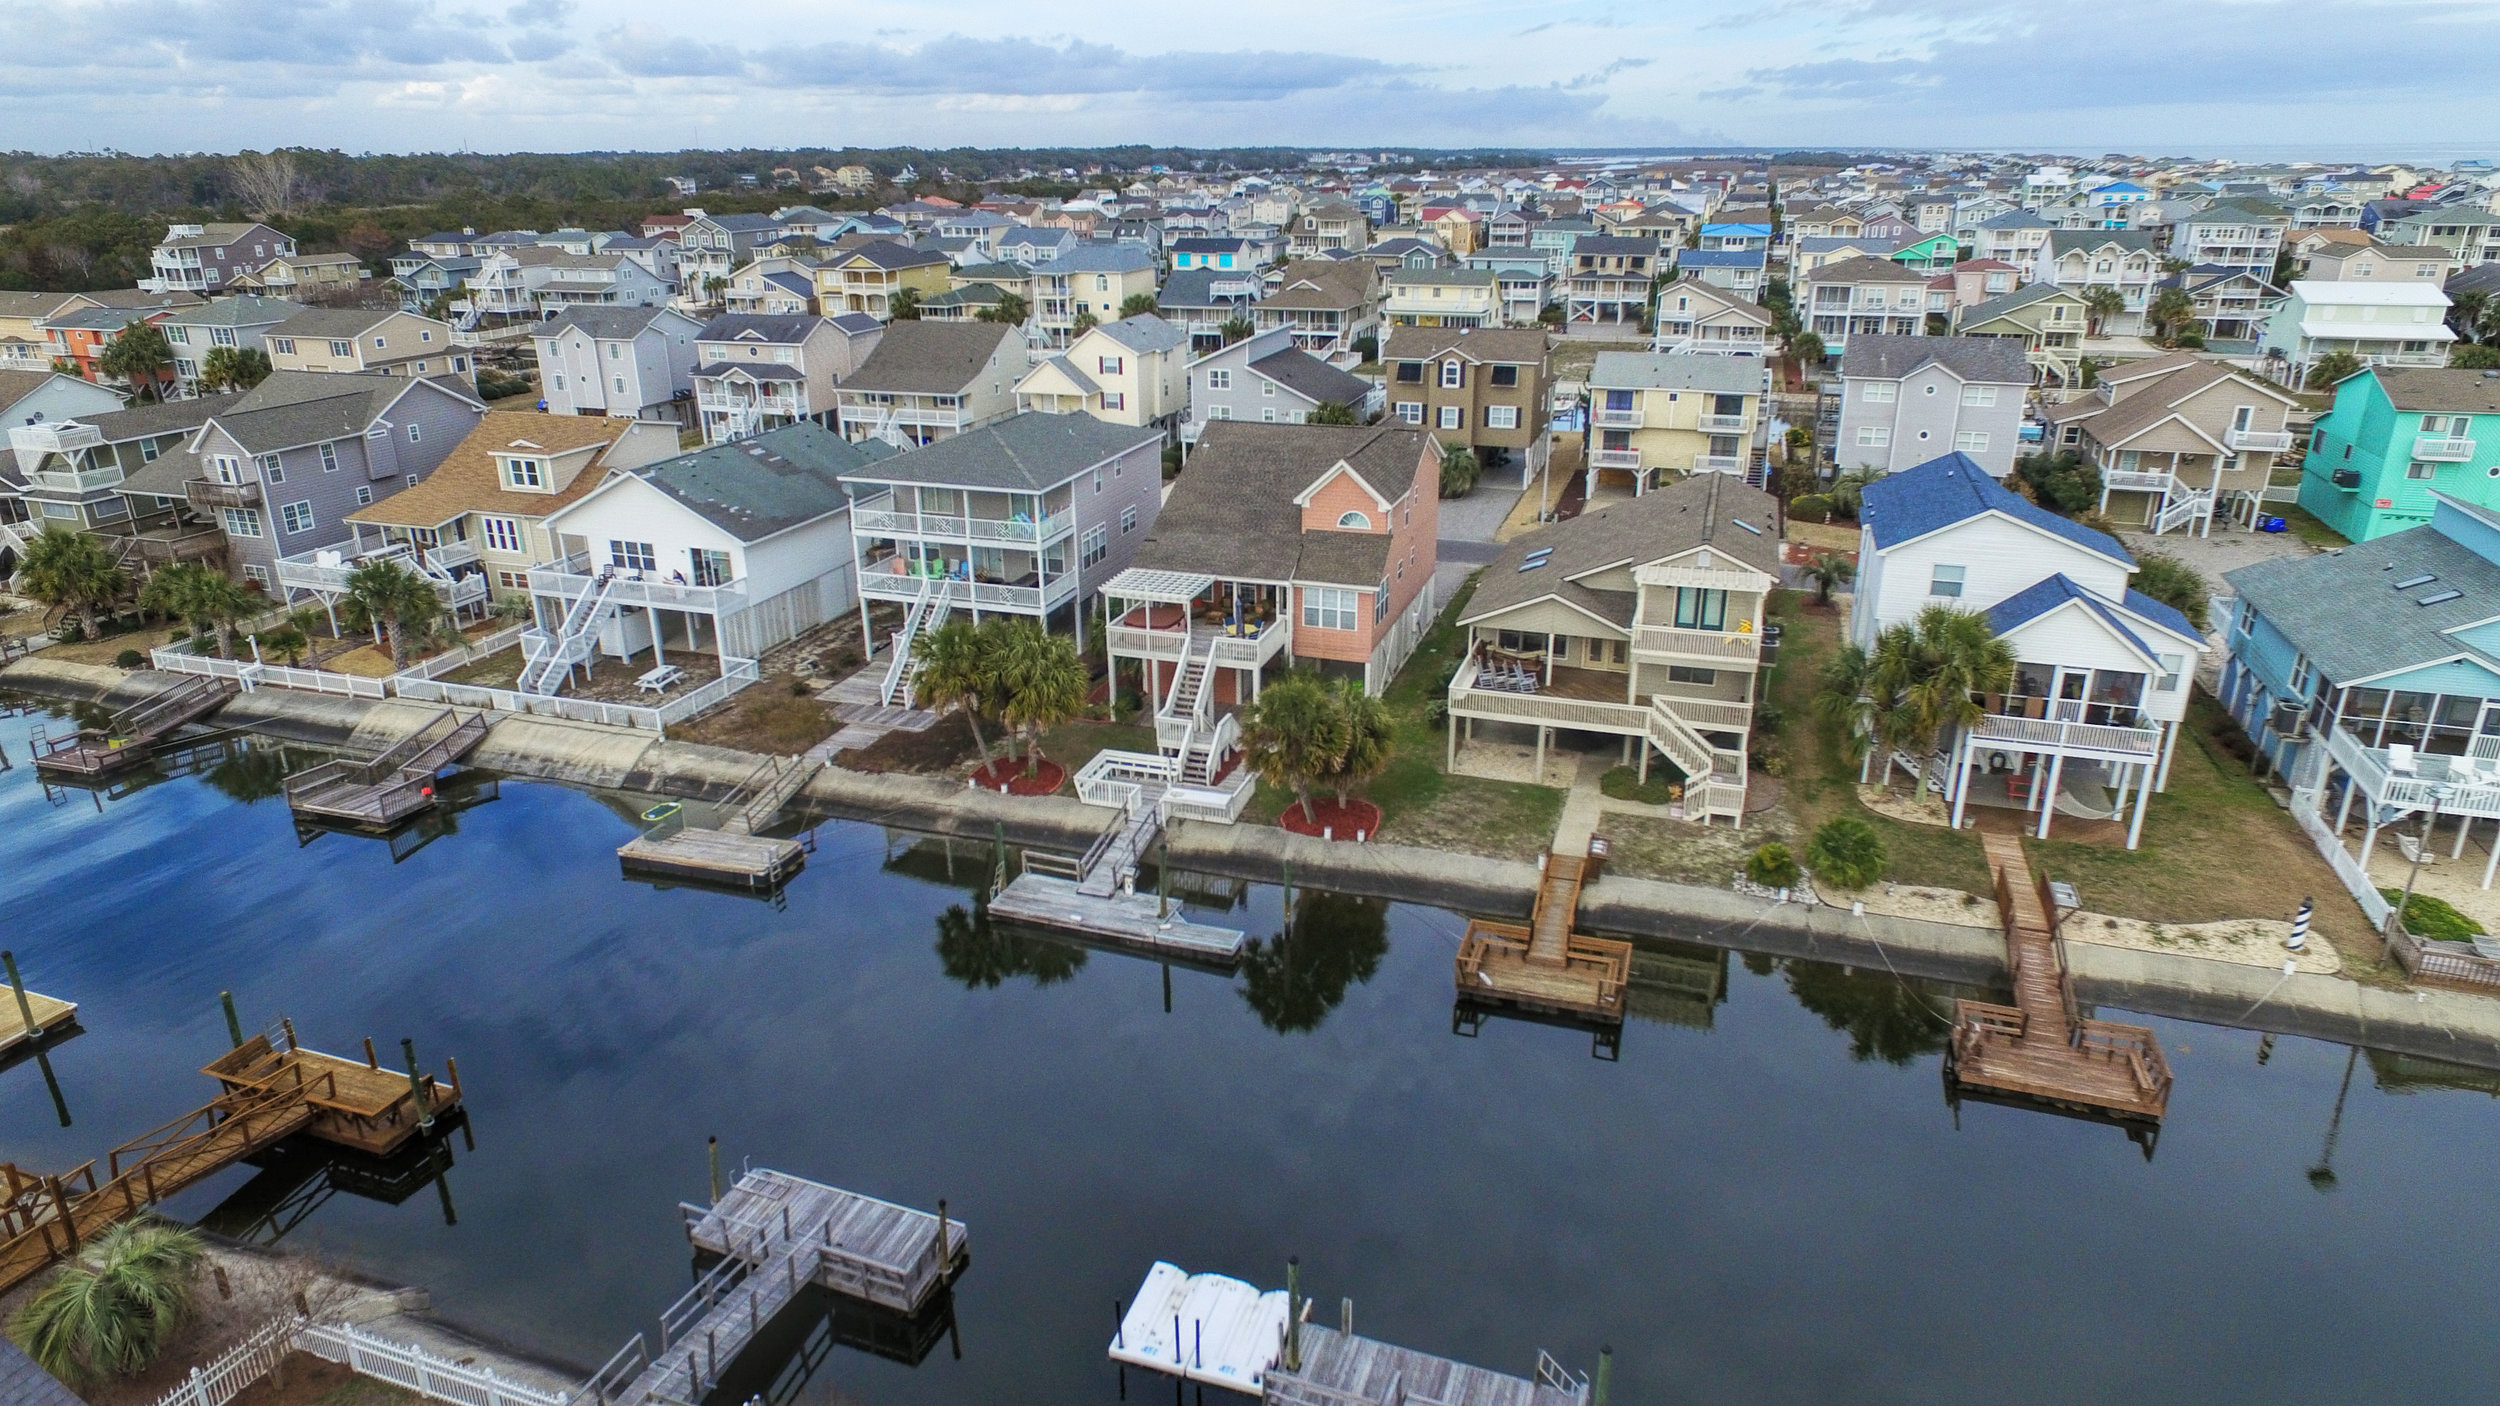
2221,490,2500,893
1697,222,1772,253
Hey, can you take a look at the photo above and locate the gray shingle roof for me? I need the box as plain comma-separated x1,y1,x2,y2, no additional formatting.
536,307,687,340
842,410,1161,492
1031,245,1157,275
1090,314,1189,356
625,421,892,542
159,296,303,327
2375,366,2500,415
199,372,471,458
1840,334,2030,384
1805,254,1928,285
838,321,1017,395
1464,472,1781,626
1248,348,1372,407
2224,519,2500,684
1588,352,1761,394
267,307,401,339
0,1335,86,1406
1133,422,1425,586
694,313,823,345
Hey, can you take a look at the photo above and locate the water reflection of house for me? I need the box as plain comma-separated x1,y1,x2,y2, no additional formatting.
1855,454,2207,849
1624,939,1728,1028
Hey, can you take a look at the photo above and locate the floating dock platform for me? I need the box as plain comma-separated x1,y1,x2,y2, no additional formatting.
1269,1325,1589,1406
282,709,487,831
990,872,1247,966
0,990,77,1056
204,1029,462,1157
618,826,807,890
1112,1262,1293,1393
1455,846,1630,1024
30,675,233,779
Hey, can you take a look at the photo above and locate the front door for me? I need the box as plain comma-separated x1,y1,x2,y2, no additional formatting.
2054,669,2090,722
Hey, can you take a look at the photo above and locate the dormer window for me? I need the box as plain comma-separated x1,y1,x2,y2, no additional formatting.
1337,510,1372,529
503,457,545,488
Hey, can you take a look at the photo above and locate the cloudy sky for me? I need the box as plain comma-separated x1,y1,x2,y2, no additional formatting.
13,0,2498,158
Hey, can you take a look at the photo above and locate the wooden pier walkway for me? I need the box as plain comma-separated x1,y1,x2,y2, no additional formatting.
283,710,488,830
1455,842,1631,1023
1267,1325,1589,1406
986,801,1248,963
583,1169,966,1406
1947,831,2172,1123
30,675,234,778
719,755,823,836
0,1024,461,1296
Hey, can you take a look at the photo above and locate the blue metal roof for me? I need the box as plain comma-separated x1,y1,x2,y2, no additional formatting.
1985,573,2197,659
1675,248,1766,268
1860,453,2133,564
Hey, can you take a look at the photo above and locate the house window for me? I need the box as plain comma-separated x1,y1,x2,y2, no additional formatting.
1080,524,1108,567
1395,362,1423,383
691,549,733,587
1930,564,1967,598
1673,588,1727,630
1955,431,1990,453
1396,402,1423,424
1666,665,1717,685
328,340,353,357
1098,356,1123,376
319,442,339,473
2407,461,2435,480
481,516,523,553
1860,382,1896,402
272,338,295,356
240,563,268,585
1440,360,1464,388
552,373,566,390
2289,654,2314,695
1960,384,1998,407
505,458,544,487
2156,654,2184,692
613,376,626,394
1438,405,1462,430
354,486,373,506
210,455,243,484
1210,405,1233,420
407,423,422,444
1262,407,1277,422
1856,426,1890,447
1302,587,1358,631
373,336,387,349
1207,369,1231,390
279,500,316,535
497,570,531,590
1093,469,1104,494
610,539,657,572
1490,365,1518,387
221,507,263,537
1337,511,1372,529
258,454,284,482
1101,392,1126,411
1486,405,1519,430
1121,505,1138,534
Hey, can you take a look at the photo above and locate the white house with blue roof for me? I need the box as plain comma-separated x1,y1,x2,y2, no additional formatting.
1854,453,2207,847
1674,248,1765,301
2220,491,2500,895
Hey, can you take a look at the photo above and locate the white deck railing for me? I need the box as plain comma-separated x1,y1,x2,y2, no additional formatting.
150,647,392,699
2414,435,2476,462
395,655,758,732
147,1317,568,1406
1631,625,1761,663
527,553,749,613
2227,428,2296,452
858,570,1072,614
2323,723,2500,820
1587,448,1640,470
1968,711,2161,761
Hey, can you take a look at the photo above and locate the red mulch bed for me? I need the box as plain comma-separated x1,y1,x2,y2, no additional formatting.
1278,796,1382,841
970,757,1067,795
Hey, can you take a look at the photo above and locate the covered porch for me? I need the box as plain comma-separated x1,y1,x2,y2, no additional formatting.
1101,568,1294,708
2315,727,2500,891
1939,690,2177,850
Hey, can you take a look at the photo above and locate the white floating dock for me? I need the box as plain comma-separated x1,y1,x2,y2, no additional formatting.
991,873,1247,965
1112,1262,1292,1393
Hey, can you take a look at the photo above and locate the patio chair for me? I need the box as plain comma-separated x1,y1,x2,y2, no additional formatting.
2397,832,2441,866
2389,743,2419,775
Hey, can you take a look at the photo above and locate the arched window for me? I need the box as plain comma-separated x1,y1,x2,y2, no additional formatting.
1337,510,1372,529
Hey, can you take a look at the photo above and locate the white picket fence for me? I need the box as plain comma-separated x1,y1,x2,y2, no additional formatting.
149,1317,569,1406
149,648,391,700
389,625,529,684
2290,790,2394,927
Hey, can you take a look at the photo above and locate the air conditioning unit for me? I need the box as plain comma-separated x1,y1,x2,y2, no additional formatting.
2270,700,2307,738
2331,466,2363,489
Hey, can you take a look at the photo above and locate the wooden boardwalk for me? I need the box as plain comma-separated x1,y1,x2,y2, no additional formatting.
284,710,487,830
1265,1325,1587,1406
1455,844,1631,1023
584,1169,966,1406
1948,832,2172,1123
30,675,233,778
618,826,807,889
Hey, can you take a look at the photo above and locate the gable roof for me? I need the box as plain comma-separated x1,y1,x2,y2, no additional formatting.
2225,522,2500,683
159,296,303,328
2045,229,2164,256
1589,351,1761,394
835,239,949,271
2374,366,2500,415
838,320,1016,394
1860,452,2133,562
1381,325,1545,364
0,1334,85,1406
1986,573,2200,660
1673,248,1767,269
844,410,1160,492
1805,254,1928,285
0,369,108,416
346,409,636,528
1133,422,1426,587
1031,245,1157,275
1464,471,1781,629
535,306,692,341
694,313,824,345
1840,334,2029,384
1247,347,1372,407
266,307,401,339
596,422,894,543
202,372,476,456
1087,314,1190,356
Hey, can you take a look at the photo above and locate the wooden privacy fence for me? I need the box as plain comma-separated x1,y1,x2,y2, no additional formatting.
148,1316,570,1406
2387,922,2500,990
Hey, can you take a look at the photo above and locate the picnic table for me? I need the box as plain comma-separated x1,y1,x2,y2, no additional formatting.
635,664,687,695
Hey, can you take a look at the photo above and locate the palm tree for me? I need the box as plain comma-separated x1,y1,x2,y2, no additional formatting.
338,558,442,670
1897,605,2015,754
16,528,126,641
2447,289,2491,345
913,618,998,764
1070,310,1100,337
197,345,272,393
1309,400,1359,425
2146,286,2197,346
1236,891,1389,1033
975,290,1031,325
1118,291,1159,319
1217,315,1255,346
1438,443,1480,498
11,1220,204,1384
889,286,922,321
139,562,254,659
2306,350,2364,389
1799,552,1854,606
96,322,175,401
1326,680,1393,808
1786,330,1825,366
990,621,1087,775
2080,285,2126,337
1805,816,1887,890
1244,672,1349,824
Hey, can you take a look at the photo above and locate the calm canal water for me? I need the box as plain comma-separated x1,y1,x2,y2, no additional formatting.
1,717,2497,1405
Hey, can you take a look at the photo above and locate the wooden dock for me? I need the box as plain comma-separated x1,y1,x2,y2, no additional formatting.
1266,1325,1589,1406
30,675,233,778
1455,845,1631,1023
583,1169,966,1406
0,990,77,1056
283,709,487,830
989,871,1247,967
0,1021,462,1296
618,825,807,890
1947,832,2172,1124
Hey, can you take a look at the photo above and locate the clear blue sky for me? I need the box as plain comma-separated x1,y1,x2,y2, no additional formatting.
14,0,2496,158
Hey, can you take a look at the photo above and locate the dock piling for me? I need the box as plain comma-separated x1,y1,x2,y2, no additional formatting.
281,1018,299,1051
2,950,39,1040
36,1049,70,1128
1284,1257,1301,1371
220,991,244,1048
363,1037,378,1069
400,1039,433,1132
707,1136,721,1204
446,1056,463,1101
1594,1345,1612,1406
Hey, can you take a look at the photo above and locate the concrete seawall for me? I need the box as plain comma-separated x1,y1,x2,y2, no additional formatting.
12,659,2500,1068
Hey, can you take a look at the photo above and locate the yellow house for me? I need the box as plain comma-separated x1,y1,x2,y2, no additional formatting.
812,241,953,321
1430,208,1485,256
1584,351,1764,494
1013,314,1190,437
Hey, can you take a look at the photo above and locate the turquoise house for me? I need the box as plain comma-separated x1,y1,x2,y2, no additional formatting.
1886,231,1961,272
2299,366,2500,541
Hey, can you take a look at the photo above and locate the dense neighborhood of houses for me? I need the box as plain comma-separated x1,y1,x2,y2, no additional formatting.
5,146,2500,942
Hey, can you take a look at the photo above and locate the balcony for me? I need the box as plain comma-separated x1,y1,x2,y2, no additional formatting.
2102,469,2179,494
1693,454,1745,474
2226,428,2296,453
858,567,1074,615
1698,414,1750,433
849,492,1072,544
2414,436,2477,462
1590,407,1642,429
185,479,262,511
1632,624,1762,666
28,464,125,494
1588,448,1641,471
528,552,749,614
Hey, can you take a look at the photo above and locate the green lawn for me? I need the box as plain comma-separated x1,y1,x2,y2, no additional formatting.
2281,503,2351,551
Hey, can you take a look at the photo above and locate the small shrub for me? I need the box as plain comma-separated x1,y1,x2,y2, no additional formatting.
1753,704,1786,736
2381,888,2487,942
786,675,812,697
1746,841,1800,889
1805,816,1887,890
1790,492,1838,523
1598,765,1678,805
114,648,145,669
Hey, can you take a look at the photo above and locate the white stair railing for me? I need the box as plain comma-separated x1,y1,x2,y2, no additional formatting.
2154,487,2213,535
881,585,934,704
518,571,617,695
883,577,955,706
